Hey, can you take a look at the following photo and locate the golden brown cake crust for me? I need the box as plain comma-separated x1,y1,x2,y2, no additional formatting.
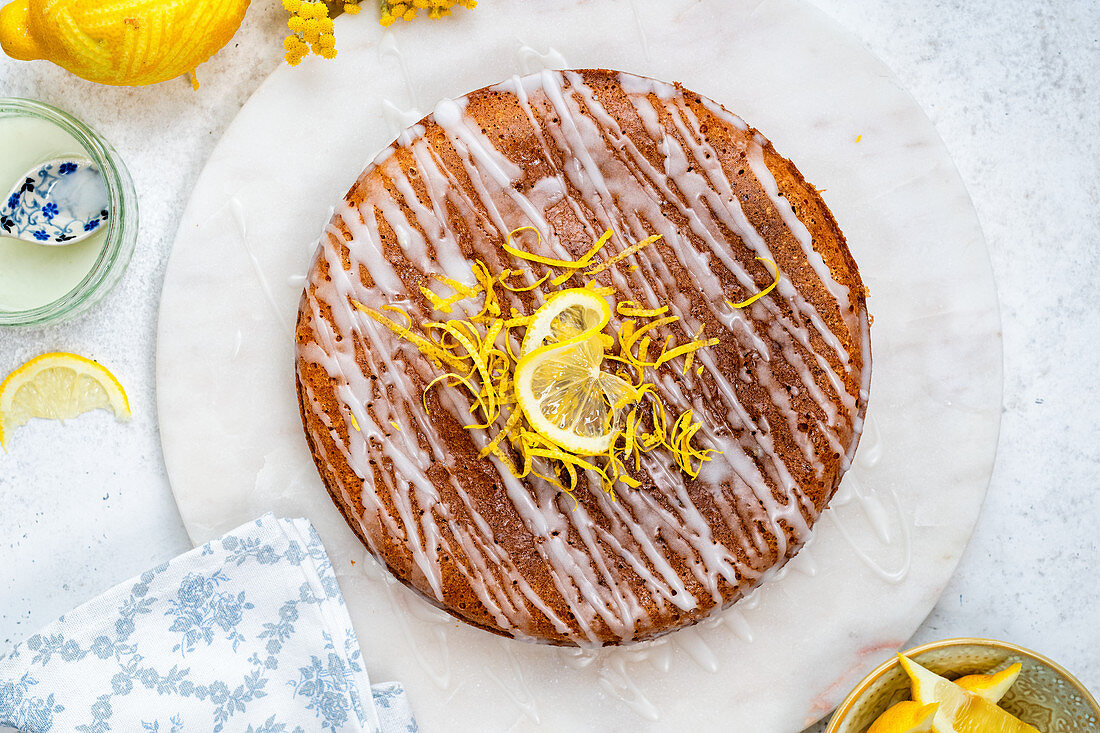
295,69,870,646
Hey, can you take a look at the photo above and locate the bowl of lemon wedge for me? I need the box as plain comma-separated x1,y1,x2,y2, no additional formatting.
826,638,1099,733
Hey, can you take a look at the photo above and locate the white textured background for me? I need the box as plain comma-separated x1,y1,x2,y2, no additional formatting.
0,0,1097,727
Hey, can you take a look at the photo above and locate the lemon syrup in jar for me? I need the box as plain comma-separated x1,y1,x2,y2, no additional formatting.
0,99,137,326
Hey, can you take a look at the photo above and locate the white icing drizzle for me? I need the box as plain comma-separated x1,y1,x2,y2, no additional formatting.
483,639,541,724
627,0,650,61
378,31,418,109
380,573,452,688
230,328,243,360
744,139,856,344
856,413,882,468
828,470,911,583
382,99,424,137
230,197,292,338
595,655,661,721
673,627,719,672
723,608,754,642
516,44,568,74
297,70,870,645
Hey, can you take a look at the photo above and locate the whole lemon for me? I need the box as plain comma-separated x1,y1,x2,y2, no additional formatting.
0,0,251,86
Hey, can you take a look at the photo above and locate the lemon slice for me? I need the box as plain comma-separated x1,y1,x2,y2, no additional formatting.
0,352,131,449
520,287,612,355
868,701,940,733
899,655,1040,733
955,663,1022,704
515,289,637,455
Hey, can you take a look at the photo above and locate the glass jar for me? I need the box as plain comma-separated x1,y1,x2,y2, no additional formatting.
0,98,138,327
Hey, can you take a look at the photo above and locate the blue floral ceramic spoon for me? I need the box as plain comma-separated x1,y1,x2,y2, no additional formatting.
0,158,110,245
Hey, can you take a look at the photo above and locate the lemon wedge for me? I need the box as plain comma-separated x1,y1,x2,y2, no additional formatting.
515,289,638,455
955,663,1022,704
0,352,130,450
868,701,940,733
898,655,1039,733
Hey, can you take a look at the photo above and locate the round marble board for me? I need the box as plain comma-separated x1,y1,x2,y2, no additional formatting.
156,0,1003,730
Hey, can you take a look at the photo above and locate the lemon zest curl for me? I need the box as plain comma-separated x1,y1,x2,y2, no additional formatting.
725,257,779,309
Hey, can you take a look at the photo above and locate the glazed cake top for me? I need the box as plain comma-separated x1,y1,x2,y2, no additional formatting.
295,68,870,646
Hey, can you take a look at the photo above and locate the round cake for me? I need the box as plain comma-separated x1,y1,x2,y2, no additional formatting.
295,68,871,646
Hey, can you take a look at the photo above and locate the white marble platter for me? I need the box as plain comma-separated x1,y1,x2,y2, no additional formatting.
155,0,1002,730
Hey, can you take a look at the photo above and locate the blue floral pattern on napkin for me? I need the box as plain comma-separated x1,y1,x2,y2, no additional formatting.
0,516,417,733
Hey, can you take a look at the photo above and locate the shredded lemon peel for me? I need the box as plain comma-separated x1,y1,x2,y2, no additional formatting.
348,227,781,500
499,269,551,293
725,257,779,309
585,233,662,276
617,301,669,318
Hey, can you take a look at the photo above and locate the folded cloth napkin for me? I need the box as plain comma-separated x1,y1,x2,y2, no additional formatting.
0,515,417,733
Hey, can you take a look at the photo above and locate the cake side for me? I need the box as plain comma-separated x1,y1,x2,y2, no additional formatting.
294,68,870,646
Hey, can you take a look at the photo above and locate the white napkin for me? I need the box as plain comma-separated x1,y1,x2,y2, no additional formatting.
0,515,417,733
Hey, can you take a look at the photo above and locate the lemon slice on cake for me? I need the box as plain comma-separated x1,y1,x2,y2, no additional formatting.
898,655,1039,733
520,286,612,355
515,288,638,455
0,352,130,449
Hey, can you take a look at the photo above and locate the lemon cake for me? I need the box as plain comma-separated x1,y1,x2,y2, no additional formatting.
295,69,871,646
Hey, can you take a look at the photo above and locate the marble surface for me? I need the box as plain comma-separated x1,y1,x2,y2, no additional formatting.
154,0,1001,729
0,0,1097,730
